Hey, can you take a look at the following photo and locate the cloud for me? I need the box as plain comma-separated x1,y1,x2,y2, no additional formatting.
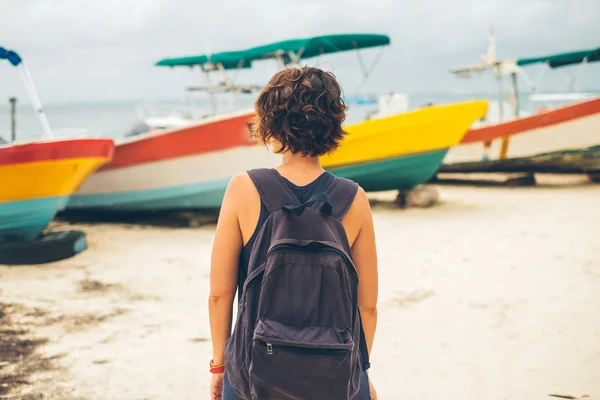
1,0,599,103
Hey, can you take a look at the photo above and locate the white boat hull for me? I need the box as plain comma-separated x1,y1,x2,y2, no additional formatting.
443,97,600,173
68,145,280,211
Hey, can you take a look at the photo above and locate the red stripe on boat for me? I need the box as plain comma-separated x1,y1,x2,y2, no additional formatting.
102,111,256,171
462,97,600,144
0,139,115,166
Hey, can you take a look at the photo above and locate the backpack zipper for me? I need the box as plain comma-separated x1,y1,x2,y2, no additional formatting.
257,340,352,356
267,243,357,279
269,243,347,258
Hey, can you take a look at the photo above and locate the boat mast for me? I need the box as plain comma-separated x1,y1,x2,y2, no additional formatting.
497,72,511,159
289,48,305,66
510,72,520,117
278,48,306,69
496,72,504,122
353,44,386,95
19,63,53,139
532,61,550,92
2,48,54,139
203,69,217,115
216,63,239,110
571,56,588,93
9,97,16,142
274,52,286,70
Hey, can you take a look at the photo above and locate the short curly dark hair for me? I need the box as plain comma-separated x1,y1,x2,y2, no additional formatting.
250,66,348,157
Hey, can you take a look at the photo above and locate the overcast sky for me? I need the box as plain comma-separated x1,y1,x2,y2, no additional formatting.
1,0,599,104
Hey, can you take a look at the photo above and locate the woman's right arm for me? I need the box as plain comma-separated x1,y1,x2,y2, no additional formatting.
348,188,378,399
208,174,245,365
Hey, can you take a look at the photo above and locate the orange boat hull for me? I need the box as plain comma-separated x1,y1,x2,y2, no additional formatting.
444,97,600,170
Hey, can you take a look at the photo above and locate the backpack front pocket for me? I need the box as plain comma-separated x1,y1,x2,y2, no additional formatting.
249,319,355,400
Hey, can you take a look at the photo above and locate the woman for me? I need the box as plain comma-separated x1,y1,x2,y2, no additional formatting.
209,66,378,400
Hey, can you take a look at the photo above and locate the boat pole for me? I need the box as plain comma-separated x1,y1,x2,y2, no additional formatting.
498,73,510,159
499,72,520,159
203,70,217,115
19,63,53,139
9,97,17,142
510,72,520,117
496,74,504,122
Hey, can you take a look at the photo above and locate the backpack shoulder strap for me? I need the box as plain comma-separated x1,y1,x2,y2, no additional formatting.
325,176,359,220
247,168,300,214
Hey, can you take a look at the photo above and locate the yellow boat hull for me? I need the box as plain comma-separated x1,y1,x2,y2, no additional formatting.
1,157,111,203
322,100,489,168
0,139,114,242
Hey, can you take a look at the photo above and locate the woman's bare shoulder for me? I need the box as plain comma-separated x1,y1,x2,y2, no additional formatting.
342,186,372,244
348,186,371,216
223,172,260,218
224,172,258,199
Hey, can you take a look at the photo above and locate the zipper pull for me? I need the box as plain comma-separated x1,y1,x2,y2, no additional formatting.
267,343,273,355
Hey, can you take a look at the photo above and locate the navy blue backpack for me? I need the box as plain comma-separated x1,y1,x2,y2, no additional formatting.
224,169,362,399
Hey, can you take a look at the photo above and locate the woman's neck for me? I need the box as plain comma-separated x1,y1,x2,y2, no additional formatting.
277,152,325,184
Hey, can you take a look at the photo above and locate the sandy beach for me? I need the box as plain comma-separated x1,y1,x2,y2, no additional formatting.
1,176,599,400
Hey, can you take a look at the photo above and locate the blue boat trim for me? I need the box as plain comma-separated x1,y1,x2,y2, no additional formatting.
0,196,68,243
68,150,448,212
329,149,449,192
0,47,23,66
73,235,87,254
67,177,232,211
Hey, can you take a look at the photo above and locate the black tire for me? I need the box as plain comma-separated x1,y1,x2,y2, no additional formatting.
588,173,600,183
0,230,87,265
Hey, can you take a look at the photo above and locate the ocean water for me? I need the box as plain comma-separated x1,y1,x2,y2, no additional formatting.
0,92,591,144
0,95,372,142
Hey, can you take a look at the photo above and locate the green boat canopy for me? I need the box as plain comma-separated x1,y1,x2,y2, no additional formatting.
242,33,390,62
155,33,390,70
517,47,600,68
156,50,253,70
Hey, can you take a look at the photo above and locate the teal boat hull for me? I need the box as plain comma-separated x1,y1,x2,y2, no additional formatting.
329,149,449,192
66,150,447,213
67,178,230,212
0,196,69,243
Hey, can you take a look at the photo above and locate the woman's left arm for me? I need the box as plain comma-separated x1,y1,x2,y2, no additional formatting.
208,174,245,366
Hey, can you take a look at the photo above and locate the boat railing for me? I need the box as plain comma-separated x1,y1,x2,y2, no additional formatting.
135,102,198,121
527,92,600,111
529,92,598,102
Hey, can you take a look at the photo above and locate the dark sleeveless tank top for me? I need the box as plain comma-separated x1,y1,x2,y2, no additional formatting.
237,170,334,292
237,169,370,370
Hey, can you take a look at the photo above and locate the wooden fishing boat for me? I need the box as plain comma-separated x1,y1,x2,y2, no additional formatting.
68,44,269,211
229,34,487,193
0,140,114,242
443,97,600,173
68,111,279,211
0,47,114,243
442,40,600,175
68,33,487,210
68,34,393,211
